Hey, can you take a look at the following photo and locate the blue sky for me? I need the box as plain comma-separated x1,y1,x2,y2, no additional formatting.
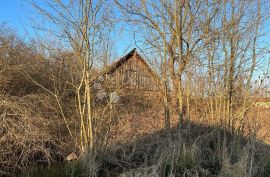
0,1,269,77
0,0,135,57
0,0,25,34
0,1,21,22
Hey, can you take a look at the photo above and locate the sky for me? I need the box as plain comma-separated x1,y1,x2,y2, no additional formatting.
0,0,33,37
0,0,25,34
0,1,269,78
0,0,135,58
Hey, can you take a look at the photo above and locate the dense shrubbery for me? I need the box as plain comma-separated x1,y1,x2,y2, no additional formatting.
0,27,79,176
1,25,270,177
0,27,155,175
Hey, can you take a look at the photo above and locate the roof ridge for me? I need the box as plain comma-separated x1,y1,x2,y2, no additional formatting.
91,48,160,85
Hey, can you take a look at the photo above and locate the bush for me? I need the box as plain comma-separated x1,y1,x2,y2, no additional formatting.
0,93,75,176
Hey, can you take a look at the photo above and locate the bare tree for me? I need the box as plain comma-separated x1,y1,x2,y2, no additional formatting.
115,0,221,131
30,0,113,154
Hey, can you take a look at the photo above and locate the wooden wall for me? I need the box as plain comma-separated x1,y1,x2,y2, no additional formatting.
106,54,160,92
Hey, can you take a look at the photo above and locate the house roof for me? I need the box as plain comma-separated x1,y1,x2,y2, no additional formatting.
93,48,160,81
103,48,137,75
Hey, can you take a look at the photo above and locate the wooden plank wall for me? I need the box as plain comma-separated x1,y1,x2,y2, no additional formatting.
108,55,159,91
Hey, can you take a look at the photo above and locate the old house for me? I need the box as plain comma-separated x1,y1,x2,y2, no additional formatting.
92,48,161,101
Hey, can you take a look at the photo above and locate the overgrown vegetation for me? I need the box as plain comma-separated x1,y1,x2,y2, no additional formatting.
1,0,270,176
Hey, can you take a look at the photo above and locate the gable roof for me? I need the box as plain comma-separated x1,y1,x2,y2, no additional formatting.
95,48,160,81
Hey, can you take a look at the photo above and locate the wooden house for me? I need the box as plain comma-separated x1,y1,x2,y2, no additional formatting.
92,48,161,99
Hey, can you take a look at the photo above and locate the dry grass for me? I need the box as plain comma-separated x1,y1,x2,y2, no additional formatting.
256,108,270,144
0,94,70,176
1,33,270,177
2,87,270,177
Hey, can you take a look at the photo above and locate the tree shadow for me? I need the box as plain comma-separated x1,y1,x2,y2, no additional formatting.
98,121,270,177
